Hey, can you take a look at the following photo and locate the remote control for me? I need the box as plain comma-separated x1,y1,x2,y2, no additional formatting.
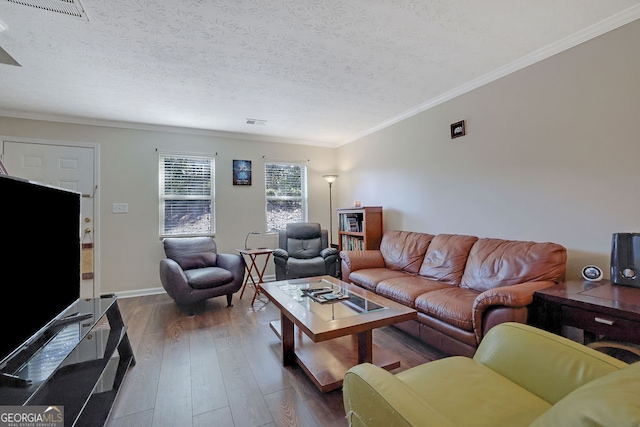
303,287,328,293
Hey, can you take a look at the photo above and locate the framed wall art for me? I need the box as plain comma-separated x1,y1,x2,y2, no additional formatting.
450,120,466,139
233,159,252,185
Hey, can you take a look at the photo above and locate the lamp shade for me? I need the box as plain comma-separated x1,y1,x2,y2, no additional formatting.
323,174,338,183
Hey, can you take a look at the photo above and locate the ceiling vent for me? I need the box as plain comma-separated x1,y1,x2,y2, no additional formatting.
246,118,267,125
5,0,88,20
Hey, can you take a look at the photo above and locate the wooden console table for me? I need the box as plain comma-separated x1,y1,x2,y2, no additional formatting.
531,280,640,356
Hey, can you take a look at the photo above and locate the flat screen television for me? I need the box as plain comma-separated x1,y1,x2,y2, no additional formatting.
0,174,81,371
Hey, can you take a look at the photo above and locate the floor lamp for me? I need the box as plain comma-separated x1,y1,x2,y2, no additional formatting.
322,174,338,246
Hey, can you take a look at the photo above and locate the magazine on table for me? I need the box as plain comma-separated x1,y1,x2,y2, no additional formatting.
302,287,350,304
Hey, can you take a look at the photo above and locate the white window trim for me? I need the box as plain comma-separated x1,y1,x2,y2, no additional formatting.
159,152,215,238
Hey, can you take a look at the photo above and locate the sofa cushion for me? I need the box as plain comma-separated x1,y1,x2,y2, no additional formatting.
287,256,326,278
395,356,551,427
461,238,567,293
287,237,322,259
376,276,450,307
380,231,434,274
164,237,218,270
414,287,479,331
530,361,640,427
418,234,478,285
349,268,409,291
185,266,234,289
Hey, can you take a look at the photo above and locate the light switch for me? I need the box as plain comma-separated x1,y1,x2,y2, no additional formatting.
112,203,128,213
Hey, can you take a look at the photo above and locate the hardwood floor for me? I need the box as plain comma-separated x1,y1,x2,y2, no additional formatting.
106,290,446,427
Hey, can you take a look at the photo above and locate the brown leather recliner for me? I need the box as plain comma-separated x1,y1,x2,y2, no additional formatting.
159,237,245,314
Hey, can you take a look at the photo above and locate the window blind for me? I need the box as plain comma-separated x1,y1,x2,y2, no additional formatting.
160,154,214,236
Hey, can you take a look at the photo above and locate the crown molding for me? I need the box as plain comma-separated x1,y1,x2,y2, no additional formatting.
0,109,337,148
341,5,640,146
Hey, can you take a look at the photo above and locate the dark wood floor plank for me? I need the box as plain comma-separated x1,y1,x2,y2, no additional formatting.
107,289,443,427
117,295,156,354
240,321,292,395
151,313,194,427
106,408,154,427
145,297,180,335
263,388,322,427
278,363,347,426
189,326,229,416
193,406,235,427
109,331,165,418
215,332,274,426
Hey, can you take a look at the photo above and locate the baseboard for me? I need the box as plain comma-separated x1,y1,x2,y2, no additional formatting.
112,274,277,300
114,287,166,299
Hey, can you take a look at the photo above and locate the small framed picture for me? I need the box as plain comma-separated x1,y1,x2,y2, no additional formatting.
450,120,466,139
233,160,252,185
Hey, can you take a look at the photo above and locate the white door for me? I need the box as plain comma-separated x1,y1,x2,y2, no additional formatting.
2,140,97,298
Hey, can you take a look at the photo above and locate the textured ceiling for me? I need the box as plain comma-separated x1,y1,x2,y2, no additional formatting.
0,1,639,147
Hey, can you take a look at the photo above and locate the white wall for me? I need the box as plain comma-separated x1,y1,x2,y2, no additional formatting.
336,19,640,280
0,119,337,294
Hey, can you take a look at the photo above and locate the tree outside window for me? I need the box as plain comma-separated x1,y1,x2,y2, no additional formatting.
265,162,307,232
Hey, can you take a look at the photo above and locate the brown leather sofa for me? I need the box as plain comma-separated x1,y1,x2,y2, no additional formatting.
340,231,567,356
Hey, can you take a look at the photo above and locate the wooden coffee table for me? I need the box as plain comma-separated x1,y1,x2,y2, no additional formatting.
260,275,417,392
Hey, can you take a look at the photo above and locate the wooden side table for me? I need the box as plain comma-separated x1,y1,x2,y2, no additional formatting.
530,279,640,357
236,248,274,304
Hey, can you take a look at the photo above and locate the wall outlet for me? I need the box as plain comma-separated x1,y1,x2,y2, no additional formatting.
112,203,128,213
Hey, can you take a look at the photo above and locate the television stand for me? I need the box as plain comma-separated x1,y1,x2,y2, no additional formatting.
0,372,31,388
51,311,94,328
0,296,135,427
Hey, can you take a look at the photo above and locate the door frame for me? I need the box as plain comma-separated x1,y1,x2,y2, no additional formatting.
0,136,101,297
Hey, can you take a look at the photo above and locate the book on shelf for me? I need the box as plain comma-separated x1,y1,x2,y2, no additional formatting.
341,235,364,251
340,214,363,232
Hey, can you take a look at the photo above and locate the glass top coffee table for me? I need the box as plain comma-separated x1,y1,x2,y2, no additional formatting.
260,275,417,392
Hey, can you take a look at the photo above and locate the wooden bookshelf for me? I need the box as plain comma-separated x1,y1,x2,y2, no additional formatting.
337,206,383,252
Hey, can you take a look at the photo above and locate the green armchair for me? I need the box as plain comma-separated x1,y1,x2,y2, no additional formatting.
343,322,640,427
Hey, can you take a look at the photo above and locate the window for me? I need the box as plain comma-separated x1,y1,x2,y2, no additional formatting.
159,154,214,237
265,162,307,232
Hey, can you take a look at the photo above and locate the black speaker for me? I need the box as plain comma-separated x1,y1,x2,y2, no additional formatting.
611,233,640,288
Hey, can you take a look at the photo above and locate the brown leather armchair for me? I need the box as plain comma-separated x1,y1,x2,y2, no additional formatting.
159,237,245,314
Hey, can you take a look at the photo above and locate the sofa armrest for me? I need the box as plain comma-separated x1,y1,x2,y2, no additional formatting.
273,248,289,260
159,258,190,301
320,247,338,259
340,250,385,281
472,280,556,343
343,363,452,427
474,323,627,405
216,253,245,283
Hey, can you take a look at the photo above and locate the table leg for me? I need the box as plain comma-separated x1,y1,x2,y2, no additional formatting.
239,254,258,299
357,330,373,364
281,313,295,366
250,252,273,304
